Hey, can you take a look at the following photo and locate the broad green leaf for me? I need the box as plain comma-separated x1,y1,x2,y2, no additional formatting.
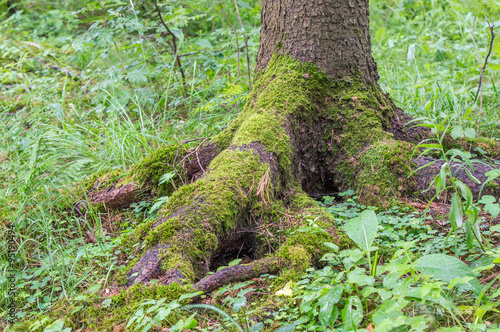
382,271,400,290
339,249,364,270
485,169,500,180
343,210,378,251
179,291,202,301
479,195,500,219
248,322,264,332
193,38,212,48
372,300,401,325
439,162,448,192
341,296,363,331
228,259,242,266
414,254,482,296
275,324,296,332
324,242,339,252
86,283,102,294
465,221,474,249
232,296,246,312
464,127,476,139
450,125,464,139
318,287,340,327
455,180,473,209
463,168,480,184
406,315,429,331
490,225,500,233
415,143,443,149
184,313,197,329
449,192,463,229
43,319,65,332
275,281,293,296
360,286,377,297
347,268,375,287
237,0,252,9
406,287,456,312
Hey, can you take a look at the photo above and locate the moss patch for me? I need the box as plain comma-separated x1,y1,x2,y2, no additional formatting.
355,140,417,206
20,283,194,332
130,144,188,196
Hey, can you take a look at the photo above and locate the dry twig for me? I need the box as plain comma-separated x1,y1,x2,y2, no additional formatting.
232,0,252,89
154,0,188,96
470,16,496,132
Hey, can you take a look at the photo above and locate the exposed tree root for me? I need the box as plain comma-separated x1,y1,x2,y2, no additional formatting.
79,182,145,211
414,156,500,199
193,258,279,293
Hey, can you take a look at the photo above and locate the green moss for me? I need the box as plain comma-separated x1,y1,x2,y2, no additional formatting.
283,245,310,269
144,217,182,246
30,283,195,331
250,54,331,120
284,231,331,264
120,218,155,250
81,168,125,192
211,115,245,149
161,249,196,282
355,140,417,206
136,148,272,280
113,267,129,286
245,54,398,198
486,180,499,190
130,144,188,196
160,149,269,229
233,112,291,171
114,282,191,306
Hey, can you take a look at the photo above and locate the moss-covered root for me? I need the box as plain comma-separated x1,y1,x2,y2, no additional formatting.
77,144,190,212
126,144,275,286
353,140,417,206
194,258,280,293
353,138,500,204
264,190,352,280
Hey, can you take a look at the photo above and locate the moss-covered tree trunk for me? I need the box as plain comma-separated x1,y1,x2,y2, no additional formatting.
119,0,500,290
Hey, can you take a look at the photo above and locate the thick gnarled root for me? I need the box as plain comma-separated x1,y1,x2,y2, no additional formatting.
125,143,280,286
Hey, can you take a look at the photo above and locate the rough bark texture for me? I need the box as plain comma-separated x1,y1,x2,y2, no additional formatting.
193,258,279,293
256,0,379,82
79,182,145,210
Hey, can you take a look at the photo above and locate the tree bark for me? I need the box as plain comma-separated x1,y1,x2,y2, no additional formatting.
256,0,378,82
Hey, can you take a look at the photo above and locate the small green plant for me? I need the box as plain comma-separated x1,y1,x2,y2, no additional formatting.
127,292,201,331
412,119,500,254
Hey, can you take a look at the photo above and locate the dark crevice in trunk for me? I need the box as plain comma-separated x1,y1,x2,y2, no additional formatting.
209,226,260,271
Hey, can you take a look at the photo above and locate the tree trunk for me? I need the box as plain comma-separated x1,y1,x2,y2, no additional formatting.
118,0,500,288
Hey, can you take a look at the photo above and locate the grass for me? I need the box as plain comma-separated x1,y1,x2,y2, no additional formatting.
0,0,499,330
